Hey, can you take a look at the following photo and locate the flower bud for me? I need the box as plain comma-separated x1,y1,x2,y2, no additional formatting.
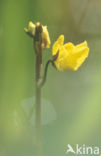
42,26,51,49
28,21,35,36
24,21,35,37
25,21,51,49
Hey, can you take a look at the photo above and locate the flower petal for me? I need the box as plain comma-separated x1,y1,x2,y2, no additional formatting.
52,35,64,55
64,42,74,52
66,46,89,71
42,26,51,48
75,41,87,49
54,46,69,71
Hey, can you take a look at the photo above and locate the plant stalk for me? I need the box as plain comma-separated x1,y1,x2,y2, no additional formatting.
33,24,43,148
35,53,42,146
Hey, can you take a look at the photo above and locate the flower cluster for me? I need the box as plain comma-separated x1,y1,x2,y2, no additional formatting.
25,21,51,49
25,22,89,72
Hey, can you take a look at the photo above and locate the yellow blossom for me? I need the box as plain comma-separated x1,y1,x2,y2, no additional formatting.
24,21,51,49
52,35,89,71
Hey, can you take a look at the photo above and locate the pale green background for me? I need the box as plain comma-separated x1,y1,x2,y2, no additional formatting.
0,0,101,156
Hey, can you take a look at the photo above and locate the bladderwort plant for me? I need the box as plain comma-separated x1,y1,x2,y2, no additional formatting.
24,21,89,155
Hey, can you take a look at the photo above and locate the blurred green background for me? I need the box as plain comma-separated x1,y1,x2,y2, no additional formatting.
0,0,101,155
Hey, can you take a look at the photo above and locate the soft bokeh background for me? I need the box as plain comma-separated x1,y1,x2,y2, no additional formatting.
0,0,101,155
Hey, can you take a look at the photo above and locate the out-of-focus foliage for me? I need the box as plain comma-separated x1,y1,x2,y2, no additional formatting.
0,0,101,156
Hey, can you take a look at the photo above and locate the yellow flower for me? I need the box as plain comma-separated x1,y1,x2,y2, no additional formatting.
52,35,89,71
25,21,51,49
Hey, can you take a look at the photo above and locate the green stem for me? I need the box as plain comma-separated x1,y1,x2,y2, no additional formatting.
34,30,43,155
41,59,53,86
33,24,43,149
35,53,42,145
40,52,59,87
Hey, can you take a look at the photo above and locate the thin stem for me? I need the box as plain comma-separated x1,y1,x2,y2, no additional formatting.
28,60,53,122
35,54,42,145
41,59,53,86
33,25,43,156
33,25,43,147
25,23,44,156
40,52,59,87
35,52,43,156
